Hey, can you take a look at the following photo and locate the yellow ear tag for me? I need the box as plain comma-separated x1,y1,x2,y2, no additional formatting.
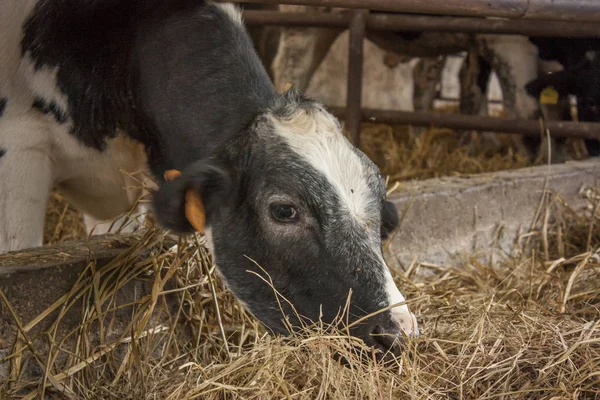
164,169,206,234
540,86,559,105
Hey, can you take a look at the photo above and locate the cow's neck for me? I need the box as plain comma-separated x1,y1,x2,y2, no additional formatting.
21,0,278,180
131,2,278,178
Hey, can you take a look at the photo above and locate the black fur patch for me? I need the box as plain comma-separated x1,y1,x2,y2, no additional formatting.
0,98,6,117
21,0,141,150
0,148,5,159
130,1,277,176
530,37,600,69
21,0,276,177
32,97,68,123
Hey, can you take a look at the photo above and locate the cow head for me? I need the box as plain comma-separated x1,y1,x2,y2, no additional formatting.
525,55,600,123
152,89,418,357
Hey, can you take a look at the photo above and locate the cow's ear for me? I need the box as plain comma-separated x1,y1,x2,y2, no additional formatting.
381,200,399,241
152,160,230,234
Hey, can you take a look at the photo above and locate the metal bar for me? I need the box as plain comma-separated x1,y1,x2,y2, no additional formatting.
241,10,600,38
328,107,600,140
346,10,367,148
525,0,600,22
232,0,527,19
365,13,600,37
436,97,504,105
232,0,600,22
243,9,350,28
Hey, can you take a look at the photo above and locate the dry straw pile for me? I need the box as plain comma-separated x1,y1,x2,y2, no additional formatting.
1,126,599,399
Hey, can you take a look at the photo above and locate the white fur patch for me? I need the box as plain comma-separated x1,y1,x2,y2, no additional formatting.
203,227,216,255
19,53,70,113
269,108,376,224
212,2,243,27
384,269,419,337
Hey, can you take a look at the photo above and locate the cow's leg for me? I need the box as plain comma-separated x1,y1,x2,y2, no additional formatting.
0,114,53,252
477,35,546,160
410,56,445,135
413,56,445,112
537,97,572,163
459,51,490,117
458,50,501,154
536,60,572,162
272,6,343,92
536,61,572,163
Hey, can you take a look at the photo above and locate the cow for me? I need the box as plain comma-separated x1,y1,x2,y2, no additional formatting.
0,0,418,356
268,9,593,161
524,39,600,157
270,6,461,114
465,37,600,160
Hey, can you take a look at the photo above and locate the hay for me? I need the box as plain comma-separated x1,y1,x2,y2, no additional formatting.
3,125,598,399
43,193,86,246
360,124,533,182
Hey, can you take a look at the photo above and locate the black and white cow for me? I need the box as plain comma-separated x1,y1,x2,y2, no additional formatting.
466,37,600,159
269,12,544,156
269,11,600,160
524,39,600,157
0,1,418,354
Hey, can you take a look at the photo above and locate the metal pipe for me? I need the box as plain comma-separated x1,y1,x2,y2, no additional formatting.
365,13,600,37
328,107,600,140
232,0,527,19
241,10,600,38
346,10,367,148
232,0,600,22
524,0,600,22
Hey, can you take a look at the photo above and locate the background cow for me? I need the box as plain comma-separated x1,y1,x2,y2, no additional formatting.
524,39,600,157
266,8,599,162
0,0,418,356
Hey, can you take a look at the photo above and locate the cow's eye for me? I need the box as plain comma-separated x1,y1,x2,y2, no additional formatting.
270,204,298,222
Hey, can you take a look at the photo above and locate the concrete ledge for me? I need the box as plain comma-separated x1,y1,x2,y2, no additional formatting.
385,159,600,270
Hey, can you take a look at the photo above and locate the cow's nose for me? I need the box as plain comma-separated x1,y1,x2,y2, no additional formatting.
391,309,420,338
355,316,405,359
370,324,403,357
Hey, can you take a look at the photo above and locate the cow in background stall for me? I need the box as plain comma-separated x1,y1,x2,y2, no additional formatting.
524,38,600,157
267,6,600,163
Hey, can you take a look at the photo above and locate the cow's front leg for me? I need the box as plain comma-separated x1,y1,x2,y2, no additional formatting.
476,35,560,161
0,114,53,253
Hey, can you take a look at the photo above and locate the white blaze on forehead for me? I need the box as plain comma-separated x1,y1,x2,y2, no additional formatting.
268,107,375,222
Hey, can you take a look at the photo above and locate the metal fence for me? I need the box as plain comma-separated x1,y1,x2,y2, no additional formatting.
222,0,600,148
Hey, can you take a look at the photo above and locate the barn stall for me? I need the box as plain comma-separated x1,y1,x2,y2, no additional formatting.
1,0,600,398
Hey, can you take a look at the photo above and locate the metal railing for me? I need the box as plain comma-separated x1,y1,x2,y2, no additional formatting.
222,0,600,148
234,0,600,22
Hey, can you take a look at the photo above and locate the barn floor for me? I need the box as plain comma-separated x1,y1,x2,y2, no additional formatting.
4,125,599,399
